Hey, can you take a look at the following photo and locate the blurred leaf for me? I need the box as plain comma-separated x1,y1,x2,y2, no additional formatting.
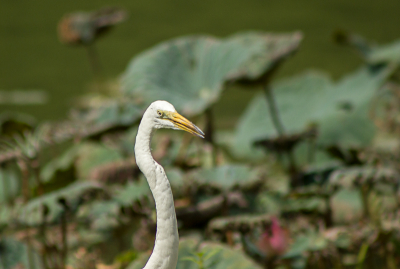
187,164,262,191
328,166,399,189
331,189,363,224
368,40,400,64
166,168,185,197
77,200,120,231
0,237,43,269
40,144,80,183
0,165,20,204
127,238,199,269
58,7,128,45
17,181,104,226
233,66,392,159
0,112,35,138
198,242,262,269
76,142,123,179
122,31,302,116
127,238,262,269
113,179,151,207
282,232,328,259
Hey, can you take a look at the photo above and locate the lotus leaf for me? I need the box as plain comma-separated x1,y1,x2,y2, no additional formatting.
76,142,124,179
367,39,400,64
328,166,399,189
0,237,43,269
40,144,80,183
122,31,302,116
233,66,392,159
282,232,328,259
113,179,151,207
17,181,104,227
187,164,261,191
0,166,20,203
77,200,121,231
127,238,262,269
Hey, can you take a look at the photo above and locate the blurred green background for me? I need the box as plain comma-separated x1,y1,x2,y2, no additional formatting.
1,0,400,127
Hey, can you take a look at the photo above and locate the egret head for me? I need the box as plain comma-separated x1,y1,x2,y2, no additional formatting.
146,100,205,138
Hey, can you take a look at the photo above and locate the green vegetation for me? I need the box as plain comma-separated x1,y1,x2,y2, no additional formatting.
2,26,400,269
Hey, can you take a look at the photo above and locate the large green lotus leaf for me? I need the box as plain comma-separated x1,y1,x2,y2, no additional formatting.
77,200,121,231
17,181,104,227
72,98,142,127
40,144,80,183
0,237,43,269
127,238,261,269
121,32,302,116
75,142,124,179
233,66,391,158
198,242,262,269
282,232,328,259
367,39,400,64
113,179,151,207
187,164,261,191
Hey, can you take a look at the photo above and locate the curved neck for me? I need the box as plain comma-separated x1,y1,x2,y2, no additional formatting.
135,115,179,269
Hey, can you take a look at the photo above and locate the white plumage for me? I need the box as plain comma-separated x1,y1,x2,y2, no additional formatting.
135,101,204,269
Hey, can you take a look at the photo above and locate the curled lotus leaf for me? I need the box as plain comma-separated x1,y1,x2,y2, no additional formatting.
121,31,302,116
17,181,104,227
233,65,392,159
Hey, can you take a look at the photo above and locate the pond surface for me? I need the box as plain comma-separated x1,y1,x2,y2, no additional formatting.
1,0,400,128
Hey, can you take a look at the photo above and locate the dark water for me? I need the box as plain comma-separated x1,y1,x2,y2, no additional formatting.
1,0,400,128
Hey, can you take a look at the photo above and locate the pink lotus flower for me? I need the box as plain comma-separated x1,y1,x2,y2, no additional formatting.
258,217,290,257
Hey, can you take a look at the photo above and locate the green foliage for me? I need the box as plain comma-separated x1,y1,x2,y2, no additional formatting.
122,32,302,116
17,181,104,227
187,164,262,191
0,237,43,269
127,238,262,269
113,179,151,207
2,30,400,269
233,66,392,159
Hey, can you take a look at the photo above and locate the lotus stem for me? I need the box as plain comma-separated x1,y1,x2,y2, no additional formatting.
85,44,104,83
263,85,285,136
0,164,9,205
31,158,44,196
60,201,68,269
360,184,371,219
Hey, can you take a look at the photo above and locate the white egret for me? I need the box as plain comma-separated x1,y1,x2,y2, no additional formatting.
135,100,204,269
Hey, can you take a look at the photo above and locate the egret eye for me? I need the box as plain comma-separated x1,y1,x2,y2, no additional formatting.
157,110,163,117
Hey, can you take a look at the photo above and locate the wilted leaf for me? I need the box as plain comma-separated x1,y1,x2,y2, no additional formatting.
122,31,302,116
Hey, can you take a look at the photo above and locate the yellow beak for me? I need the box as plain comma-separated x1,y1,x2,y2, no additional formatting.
165,112,205,138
